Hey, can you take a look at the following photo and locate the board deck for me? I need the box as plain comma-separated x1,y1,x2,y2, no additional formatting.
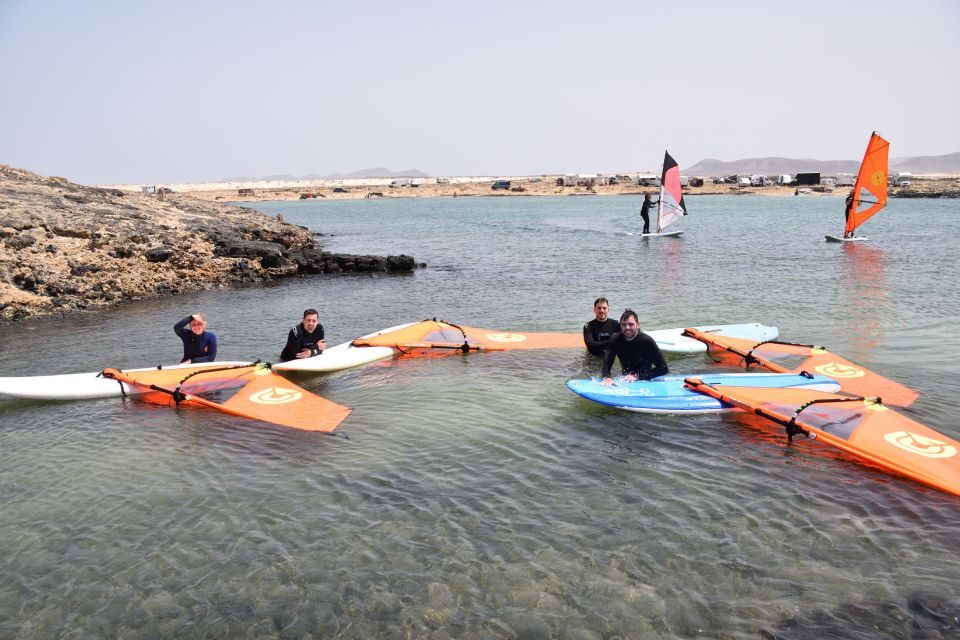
567,373,842,414
642,230,684,238
649,323,777,354
825,234,869,243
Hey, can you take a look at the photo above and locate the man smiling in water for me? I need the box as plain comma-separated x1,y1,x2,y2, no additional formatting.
280,308,326,361
601,309,668,385
583,297,620,357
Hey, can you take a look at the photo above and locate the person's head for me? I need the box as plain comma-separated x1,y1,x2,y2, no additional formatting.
302,309,320,332
644,192,653,201
619,309,640,340
190,312,206,335
593,297,609,321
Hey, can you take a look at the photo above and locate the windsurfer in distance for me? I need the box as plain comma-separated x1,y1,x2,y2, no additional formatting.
174,312,217,363
844,189,855,238
600,309,668,386
583,297,620,356
280,308,326,361
640,192,659,235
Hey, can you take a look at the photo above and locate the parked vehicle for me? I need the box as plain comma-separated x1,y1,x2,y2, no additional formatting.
491,180,511,190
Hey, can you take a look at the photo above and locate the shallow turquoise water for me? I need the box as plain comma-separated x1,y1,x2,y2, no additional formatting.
1,194,959,638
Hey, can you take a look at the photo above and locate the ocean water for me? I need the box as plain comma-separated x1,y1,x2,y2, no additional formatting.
1,194,959,639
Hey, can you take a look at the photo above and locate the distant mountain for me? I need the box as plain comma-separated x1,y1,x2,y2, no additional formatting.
685,151,960,176
891,152,960,173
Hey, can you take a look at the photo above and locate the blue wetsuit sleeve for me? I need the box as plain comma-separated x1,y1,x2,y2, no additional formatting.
174,316,191,338
205,333,218,362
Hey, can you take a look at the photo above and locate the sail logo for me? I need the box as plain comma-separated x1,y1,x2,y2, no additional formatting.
484,333,528,343
249,387,303,404
884,431,957,459
814,362,865,379
870,171,885,187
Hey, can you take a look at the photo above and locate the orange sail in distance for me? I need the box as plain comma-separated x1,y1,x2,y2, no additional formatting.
684,379,960,497
352,318,582,352
682,328,919,407
101,363,351,432
844,132,890,237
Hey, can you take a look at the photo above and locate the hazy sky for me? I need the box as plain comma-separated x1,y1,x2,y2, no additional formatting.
2,0,958,184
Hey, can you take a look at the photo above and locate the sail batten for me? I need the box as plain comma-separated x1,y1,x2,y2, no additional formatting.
845,132,890,237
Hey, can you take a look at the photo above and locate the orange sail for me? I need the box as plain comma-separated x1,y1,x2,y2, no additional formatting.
352,318,582,352
101,363,350,431
684,379,960,497
682,328,919,407
845,132,890,237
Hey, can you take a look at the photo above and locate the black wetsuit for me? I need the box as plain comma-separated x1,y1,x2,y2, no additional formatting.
640,198,657,234
583,318,621,356
844,194,855,237
280,322,325,362
601,331,669,380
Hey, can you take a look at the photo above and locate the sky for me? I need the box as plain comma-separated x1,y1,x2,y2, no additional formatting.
1,0,958,185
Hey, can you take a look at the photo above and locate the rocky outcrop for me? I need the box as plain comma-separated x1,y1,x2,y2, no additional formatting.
0,165,422,323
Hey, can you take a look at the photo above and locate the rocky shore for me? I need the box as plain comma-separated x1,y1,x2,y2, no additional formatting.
0,165,420,323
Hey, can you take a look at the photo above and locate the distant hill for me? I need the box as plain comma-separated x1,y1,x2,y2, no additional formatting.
685,151,960,176
891,152,960,173
218,168,431,182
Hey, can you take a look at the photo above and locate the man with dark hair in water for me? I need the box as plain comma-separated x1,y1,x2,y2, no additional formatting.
601,309,668,385
583,297,620,357
281,309,326,361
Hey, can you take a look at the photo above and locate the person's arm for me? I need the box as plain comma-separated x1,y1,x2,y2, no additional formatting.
600,340,617,380
583,323,602,354
174,316,192,338
280,329,299,362
206,333,217,362
640,337,668,380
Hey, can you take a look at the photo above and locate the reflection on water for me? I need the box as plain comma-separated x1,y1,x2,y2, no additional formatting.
2,196,960,637
840,242,887,352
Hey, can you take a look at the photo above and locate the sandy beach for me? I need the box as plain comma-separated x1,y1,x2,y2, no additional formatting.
100,174,960,203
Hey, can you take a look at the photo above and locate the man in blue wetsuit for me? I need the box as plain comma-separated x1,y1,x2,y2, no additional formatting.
280,308,326,362
601,309,668,385
583,297,620,357
174,313,217,363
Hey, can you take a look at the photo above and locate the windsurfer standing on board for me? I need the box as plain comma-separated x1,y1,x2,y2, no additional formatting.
174,313,217,363
280,308,326,361
600,309,668,385
844,189,855,238
640,192,659,235
583,297,621,357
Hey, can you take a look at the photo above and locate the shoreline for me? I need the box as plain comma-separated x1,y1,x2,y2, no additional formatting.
100,175,960,203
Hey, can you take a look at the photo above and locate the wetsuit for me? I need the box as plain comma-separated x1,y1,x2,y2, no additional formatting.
844,193,855,237
583,318,621,357
601,331,668,380
640,198,657,234
280,322,325,362
174,316,217,363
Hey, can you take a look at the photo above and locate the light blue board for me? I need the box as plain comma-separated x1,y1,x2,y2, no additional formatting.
567,373,841,414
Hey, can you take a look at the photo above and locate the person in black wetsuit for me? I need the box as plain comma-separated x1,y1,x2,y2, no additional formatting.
280,308,326,362
601,309,668,385
844,189,855,238
174,313,217,363
640,192,659,235
583,297,620,357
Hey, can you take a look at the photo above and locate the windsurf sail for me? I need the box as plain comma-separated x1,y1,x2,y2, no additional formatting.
843,132,889,237
101,362,351,431
351,318,582,352
682,328,919,407
656,150,688,232
684,379,960,497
